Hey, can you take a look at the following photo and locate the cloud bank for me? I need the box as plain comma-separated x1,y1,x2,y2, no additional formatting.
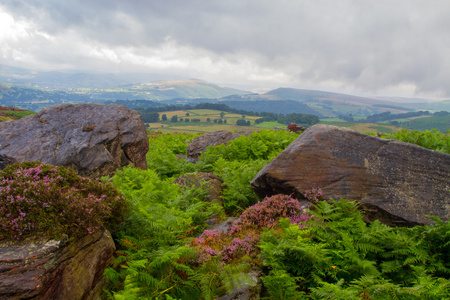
1,0,449,98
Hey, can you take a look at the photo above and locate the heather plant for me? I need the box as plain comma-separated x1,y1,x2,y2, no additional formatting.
0,162,127,241
304,187,324,202
191,194,310,267
229,194,310,234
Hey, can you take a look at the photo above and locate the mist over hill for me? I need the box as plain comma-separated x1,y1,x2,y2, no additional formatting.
0,65,449,120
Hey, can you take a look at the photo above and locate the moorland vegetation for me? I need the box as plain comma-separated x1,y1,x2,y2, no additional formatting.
1,128,449,299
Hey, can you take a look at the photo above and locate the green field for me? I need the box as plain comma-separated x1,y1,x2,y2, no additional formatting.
254,121,285,128
145,109,442,134
147,109,261,133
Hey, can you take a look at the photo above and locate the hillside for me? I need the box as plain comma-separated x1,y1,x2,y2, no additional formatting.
1,63,448,121
0,83,93,111
113,79,249,100
0,106,35,121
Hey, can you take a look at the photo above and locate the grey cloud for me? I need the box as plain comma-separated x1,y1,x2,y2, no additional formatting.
1,0,450,97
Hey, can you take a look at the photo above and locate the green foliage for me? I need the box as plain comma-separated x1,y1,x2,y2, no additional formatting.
194,130,297,214
107,164,225,299
213,159,266,213
110,166,220,241
372,128,450,154
0,162,127,241
2,110,36,118
104,129,450,299
196,129,296,169
140,111,160,123
146,132,199,179
396,115,450,133
258,199,450,299
261,269,307,299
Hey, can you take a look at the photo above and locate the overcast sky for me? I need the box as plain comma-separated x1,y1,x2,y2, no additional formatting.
1,0,449,98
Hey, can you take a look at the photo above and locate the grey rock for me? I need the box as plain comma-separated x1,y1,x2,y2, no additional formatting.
207,218,239,234
187,130,252,159
216,270,262,300
0,229,115,300
0,103,149,178
251,124,450,226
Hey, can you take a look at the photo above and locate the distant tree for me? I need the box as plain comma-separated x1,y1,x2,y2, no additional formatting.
246,120,251,126
171,115,178,122
220,111,225,118
161,114,167,121
213,119,218,123
218,119,223,124
185,118,189,122
141,112,159,123
186,112,190,116
223,119,227,124
434,111,449,117
338,115,354,122
236,119,247,126
242,114,246,118
207,118,211,122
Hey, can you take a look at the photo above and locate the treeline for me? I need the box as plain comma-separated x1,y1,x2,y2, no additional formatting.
116,101,320,125
338,110,449,123
372,104,415,111
365,111,431,123
135,102,261,117
255,112,320,125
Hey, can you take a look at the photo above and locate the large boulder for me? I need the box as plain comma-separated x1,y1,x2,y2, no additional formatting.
0,103,149,178
251,124,450,226
187,130,251,159
0,229,115,300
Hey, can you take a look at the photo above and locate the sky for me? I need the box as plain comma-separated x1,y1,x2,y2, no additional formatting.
0,0,449,99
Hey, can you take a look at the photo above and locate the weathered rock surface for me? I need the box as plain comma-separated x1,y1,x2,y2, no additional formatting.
0,103,149,178
251,124,450,226
187,130,251,159
173,172,224,205
216,270,261,300
0,229,115,300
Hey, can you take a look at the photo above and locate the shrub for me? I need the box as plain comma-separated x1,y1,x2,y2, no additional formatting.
0,162,128,241
371,128,450,154
146,132,199,179
229,194,310,234
191,194,310,265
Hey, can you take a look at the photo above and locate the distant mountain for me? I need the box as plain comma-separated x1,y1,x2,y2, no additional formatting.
0,64,250,100
0,64,132,88
219,100,321,116
2,64,448,116
222,87,423,117
264,88,388,105
118,79,250,100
